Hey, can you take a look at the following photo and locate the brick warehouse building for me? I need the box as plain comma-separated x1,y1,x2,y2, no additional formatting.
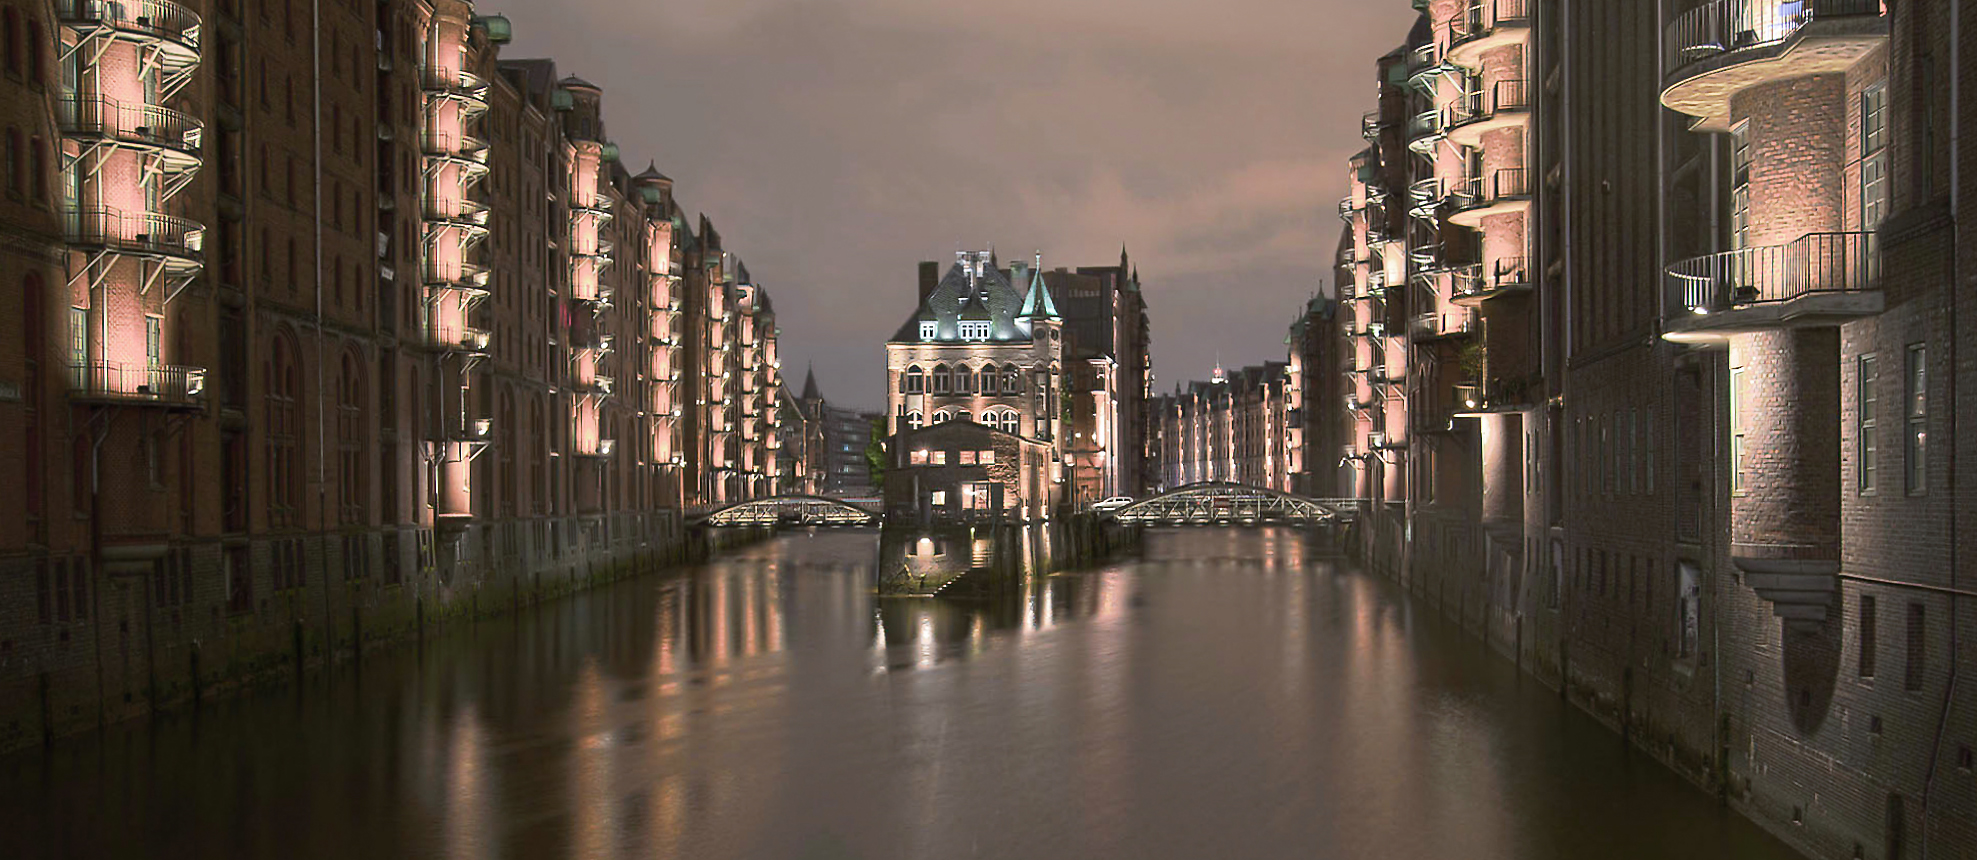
1313,2,1976,858
0,1,795,748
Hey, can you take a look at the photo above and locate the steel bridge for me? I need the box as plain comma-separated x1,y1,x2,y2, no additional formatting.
693,495,881,528
1104,483,1358,527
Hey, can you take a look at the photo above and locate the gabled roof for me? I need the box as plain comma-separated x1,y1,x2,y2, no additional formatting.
888,255,1034,343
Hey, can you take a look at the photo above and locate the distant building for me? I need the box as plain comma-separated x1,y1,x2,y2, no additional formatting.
789,366,879,498
1285,295,1347,497
1150,361,1289,492
1042,249,1154,503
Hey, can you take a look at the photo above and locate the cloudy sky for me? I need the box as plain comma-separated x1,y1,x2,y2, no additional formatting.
504,0,1421,410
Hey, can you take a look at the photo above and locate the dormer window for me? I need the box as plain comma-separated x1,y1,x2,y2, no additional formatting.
959,321,991,341
920,321,937,341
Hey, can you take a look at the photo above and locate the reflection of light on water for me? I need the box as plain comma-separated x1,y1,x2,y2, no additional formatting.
712,574,730,667
444,705,489,860
572,663,610,860
871,610,889,674
969,613,986,655
1022,576,1038,635
915,612,937,669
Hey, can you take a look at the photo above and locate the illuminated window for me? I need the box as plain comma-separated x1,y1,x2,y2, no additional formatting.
931,450,947,465
920,321,936,340
959,450,976,465
1003,363,1022,393
904,365,923,393
145,316,162,367
959,321,990,341
1861,83,1888,227
1858,353,1878,493
1729,366,1746,495
931,364,951,394
910,449,928,465
930,490,947,507
906,410,923,430
1730,121,1752,250
979,449,995,465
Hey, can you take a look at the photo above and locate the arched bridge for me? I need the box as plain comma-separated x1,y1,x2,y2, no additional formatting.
693,495,881,528
1104,483,1358,527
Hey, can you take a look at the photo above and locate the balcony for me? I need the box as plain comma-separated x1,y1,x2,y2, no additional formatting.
1407,177,1446,222
1361,110,1390,141
65,207,203,271
1662,0,1887,131
1447,0,1533,70
1451,256,1532,305
456,417,493,441
1412,311,1476,341
420,132,490,179
423,197,490,240
57,0,202,67
1406,108,1449,156
575,439,616,459
68,361,205,409
1448,167,1531,228
421,66,491,108
1448,79,1531,148
1662,231,1881,343
56,95,204,169
573,374,614,396
430,324,490,354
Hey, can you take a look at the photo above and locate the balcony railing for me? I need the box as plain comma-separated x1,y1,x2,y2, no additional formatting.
1665,0,1884,82
421,66,490,101
69,361,205,406
430,324,490,353
57,0,202,56
1666,231,1879,316
1453,79,1530,128
65,207,203,262
1361,110,1390,141
1450,0,1531,50
1451,167,1531,216
56,94,203,159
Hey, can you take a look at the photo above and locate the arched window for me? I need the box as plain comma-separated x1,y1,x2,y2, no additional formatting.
28,136,42,200
904,365,923,394
978,364,997,395
266,331,300,527
932,410,950,425
529,401,546,514
955,364,973,394
337,350,365,524
995,410,1020,435
500,391,516,515
931,364,951,394
23,273,42,519
2,9,18,78
5,127,20,197
1003,364,1022,393
906,410,923,430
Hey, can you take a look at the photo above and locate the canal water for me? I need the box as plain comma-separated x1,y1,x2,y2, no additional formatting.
1,528,1800,859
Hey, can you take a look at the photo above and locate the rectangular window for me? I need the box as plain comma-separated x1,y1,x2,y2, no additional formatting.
1906,345,1926,495
1626,408,1638,495
1904,602,1926,691
931,450,947,466
929,490,947,507
909,449,928,465
145,315,162,367
979,449,995,465
1731,122,1753,249
1859,353,1878,493
1729,366,1747,495
1677,562,1701,658
919,321,936,340
959,321,991,341
69,306,87,370
958,450,976,465
1859,594,1877,678
1862,82,1890,228
1643,409,1656,494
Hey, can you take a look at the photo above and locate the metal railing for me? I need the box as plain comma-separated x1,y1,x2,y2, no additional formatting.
1453,167,1530,212
56,94,203,156
64,207,203,259
56,0,202,53
1454,79,1530,126
420,66,490,98
1451,0,1531,47
1665,0,1883,81
1362,110,1389,140
430,323,490,352
68,361,205,404
1666,231,1879,316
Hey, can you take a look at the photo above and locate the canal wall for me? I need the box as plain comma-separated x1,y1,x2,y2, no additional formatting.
0,513,772,753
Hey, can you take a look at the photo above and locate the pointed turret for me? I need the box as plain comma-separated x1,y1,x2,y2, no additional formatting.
800,363,821,401
1019,251,1059,320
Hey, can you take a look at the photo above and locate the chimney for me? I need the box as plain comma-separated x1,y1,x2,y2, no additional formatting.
918,261,940,301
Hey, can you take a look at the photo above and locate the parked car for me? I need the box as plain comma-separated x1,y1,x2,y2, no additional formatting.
1090,496,1135,513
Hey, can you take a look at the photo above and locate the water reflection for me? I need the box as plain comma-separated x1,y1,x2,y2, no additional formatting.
0,528,1799,860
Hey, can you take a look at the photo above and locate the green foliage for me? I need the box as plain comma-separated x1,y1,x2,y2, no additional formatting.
864,415,888,491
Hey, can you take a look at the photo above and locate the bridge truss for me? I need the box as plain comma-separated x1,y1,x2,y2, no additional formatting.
697,495,880,528
1107,483,1356,527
